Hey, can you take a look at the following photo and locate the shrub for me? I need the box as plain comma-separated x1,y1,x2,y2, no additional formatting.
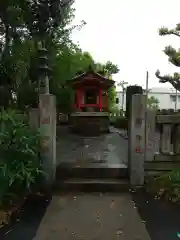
114,117,128,130
109,107,124,124
148,169,180,202
0,109,43,204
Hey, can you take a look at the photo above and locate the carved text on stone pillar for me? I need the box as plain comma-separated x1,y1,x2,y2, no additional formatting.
41,116,50,125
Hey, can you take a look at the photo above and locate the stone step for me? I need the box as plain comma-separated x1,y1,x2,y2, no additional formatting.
56,163,128,180
54,178,130,193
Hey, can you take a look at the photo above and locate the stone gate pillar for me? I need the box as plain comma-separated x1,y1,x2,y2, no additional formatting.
129,94,146,186
39,94,56,184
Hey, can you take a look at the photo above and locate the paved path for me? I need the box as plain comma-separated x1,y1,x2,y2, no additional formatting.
33,193,150,240
56,126,128,165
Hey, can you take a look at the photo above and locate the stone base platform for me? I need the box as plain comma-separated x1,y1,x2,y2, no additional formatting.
70,112,110,136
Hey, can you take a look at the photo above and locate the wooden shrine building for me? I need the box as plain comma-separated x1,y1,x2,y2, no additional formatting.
68,66,115,135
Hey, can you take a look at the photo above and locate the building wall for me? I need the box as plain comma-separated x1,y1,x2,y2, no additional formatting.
116,87,180,110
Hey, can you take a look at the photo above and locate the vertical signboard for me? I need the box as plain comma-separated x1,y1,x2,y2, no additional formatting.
129,94,146,186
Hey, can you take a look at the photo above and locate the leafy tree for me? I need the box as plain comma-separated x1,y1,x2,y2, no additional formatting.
23,0,86,109
0,0,27,108
95,61,119,112
0,0,119,113
51,48,95,113
103,61,119,77
156,23,180,91
96,61,119,77
147,96,159,109
0,0,82,109
52,49,119,113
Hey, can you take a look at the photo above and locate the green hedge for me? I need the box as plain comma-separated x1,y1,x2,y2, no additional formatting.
114,117,128,130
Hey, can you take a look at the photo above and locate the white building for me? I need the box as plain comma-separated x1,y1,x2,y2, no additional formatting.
116,87,180,110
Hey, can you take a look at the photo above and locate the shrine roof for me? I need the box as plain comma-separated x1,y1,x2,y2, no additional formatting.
67,67,115,87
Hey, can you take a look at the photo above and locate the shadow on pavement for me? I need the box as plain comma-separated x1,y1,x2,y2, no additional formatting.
132,189,180,240
0,194,52,240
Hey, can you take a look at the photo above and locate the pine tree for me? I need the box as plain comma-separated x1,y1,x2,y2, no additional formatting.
156,24,180,91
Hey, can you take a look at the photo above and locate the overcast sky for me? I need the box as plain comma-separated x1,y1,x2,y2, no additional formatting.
71,0,180,89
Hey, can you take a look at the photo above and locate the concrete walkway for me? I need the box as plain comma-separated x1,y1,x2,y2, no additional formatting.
33,193,150,240
56,126,128,166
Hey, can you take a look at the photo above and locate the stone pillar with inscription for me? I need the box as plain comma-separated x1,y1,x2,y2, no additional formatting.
129,94,146,186
39,94,56,184
38,46,56,185
145,109,156,161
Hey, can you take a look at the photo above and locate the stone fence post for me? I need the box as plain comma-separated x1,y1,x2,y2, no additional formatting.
39,94,56,185
129,94,146,186
145,109,156,161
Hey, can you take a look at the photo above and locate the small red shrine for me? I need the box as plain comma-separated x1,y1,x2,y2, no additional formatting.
68,67,115,136
69,66,114,112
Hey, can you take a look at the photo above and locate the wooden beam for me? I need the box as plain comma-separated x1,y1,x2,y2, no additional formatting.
156,115,180,124
154,154,180,161
144,161,180,171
